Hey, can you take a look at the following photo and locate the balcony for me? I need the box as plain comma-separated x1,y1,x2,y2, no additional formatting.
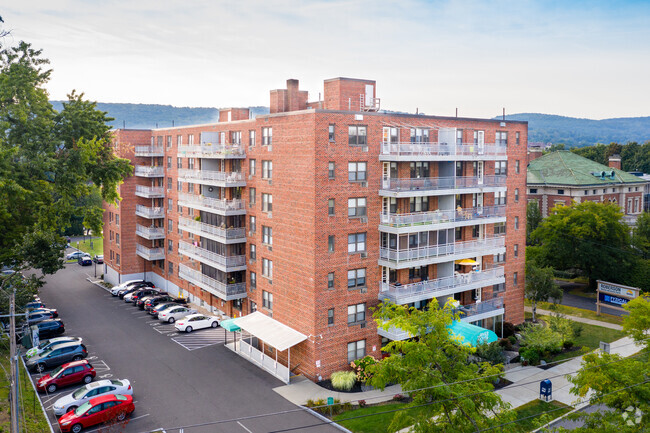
379,266,505,305
178,217,246,244
135,224,166,240
179,264,247,301
135,185,165,199
134,146,164,157
177,193,246,216
379,235,505,269
177,169,246,188
136,244,165,261
178,241,246,272
134,166,165,177
379,142,507,161
379,205,506,234
177,144,245,159
380,175,506,197
135,205,164,219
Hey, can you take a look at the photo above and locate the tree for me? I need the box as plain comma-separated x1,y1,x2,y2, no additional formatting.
526,200,542,245
525,263,562,322
367,301,528,433
531,201,633,288
632,212,650,258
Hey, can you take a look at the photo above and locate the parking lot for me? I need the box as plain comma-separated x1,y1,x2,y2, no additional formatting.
27,262,338,433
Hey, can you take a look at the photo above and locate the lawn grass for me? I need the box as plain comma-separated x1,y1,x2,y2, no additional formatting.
70,237,103,258
512,400,571,431
525,300,624,325
567,286,597,300
333,402,430,433
555,276,589,284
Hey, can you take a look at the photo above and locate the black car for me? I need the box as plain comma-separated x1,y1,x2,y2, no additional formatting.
117,282,154,298
144,295,187,312
26,319,65,340
77,255,92,266
128,288,163,304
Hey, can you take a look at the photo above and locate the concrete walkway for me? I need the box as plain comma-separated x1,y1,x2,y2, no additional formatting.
274,376,402,406
525,306,624,330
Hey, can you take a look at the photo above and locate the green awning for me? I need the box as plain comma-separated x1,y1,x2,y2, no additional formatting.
220,318,241,332
447,321,498,347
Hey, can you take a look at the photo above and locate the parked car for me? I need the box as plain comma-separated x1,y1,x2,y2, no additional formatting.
143,295,187,311
174,314,219,333
66,252,85,261
93,255,103,264
36,360,96,394
52,379,132,416
24,300,47,310
24,311,54,325
117,282,154,299
77,255,92,266
25,337,83,360
125,288,162,304
110,279,147,296
149,302,180,318
159,306,197,324
25,319,65,340
135,294,158,309
58,394,134,433
28,307,59,318
26,341,87,373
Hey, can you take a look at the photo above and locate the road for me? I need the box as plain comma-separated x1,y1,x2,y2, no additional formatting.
31,262,339,433
555,281,625,317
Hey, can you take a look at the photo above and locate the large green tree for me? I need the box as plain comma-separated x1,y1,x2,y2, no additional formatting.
526,200,542,245
525,263,562,322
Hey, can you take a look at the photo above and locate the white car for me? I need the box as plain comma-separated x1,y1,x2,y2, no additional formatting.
158,307,197,324
25,337,83,360
110,280,144,296
174,314,219,333
52,379,132,416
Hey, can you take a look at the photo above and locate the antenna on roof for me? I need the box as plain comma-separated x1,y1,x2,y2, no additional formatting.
456,108,458,118
502,108,505,121
172,120,175,127
123,120,125,129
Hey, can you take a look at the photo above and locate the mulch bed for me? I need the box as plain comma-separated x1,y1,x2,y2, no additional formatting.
316,379,364,393
492,377,513,390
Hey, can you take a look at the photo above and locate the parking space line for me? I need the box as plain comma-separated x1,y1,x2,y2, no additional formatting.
238,421,253,432
171,328,234,351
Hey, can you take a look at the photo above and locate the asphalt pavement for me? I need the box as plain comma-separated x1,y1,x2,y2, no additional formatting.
555,281,625,317
31,261,339,433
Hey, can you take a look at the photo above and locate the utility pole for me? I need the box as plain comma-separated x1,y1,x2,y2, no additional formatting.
9,287,19,433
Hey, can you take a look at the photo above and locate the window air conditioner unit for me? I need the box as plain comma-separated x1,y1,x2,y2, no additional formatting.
268,180,272,186
362,146,368,152
360,182,367,188
248,175,253,180
360,252,368,258
360,217,368,223
360,322,366,329
360,287,367,294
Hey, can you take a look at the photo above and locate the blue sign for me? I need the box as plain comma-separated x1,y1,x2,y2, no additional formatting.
599,293,630,307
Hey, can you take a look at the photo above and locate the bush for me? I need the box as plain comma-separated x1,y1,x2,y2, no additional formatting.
563,340,574,350
503,322,516,338
350,355,377,383
330,371,357,391
476,341,506,365
358,400,367,408
571,321,583,338
520,323,563,355
548,313,575,345
498,338,513,351
508,335,517,345
520,347,540,365
393,394,405,401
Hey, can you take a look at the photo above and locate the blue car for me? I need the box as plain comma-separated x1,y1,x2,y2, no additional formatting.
77,255,92,266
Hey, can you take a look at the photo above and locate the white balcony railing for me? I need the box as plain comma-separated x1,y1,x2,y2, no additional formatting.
177,193,246,214
135,244,165,261
379,205,506,229
379,235,505,264
177,169,245,185
381,175,506,192
177,144,245,159
135,224,166,240
135,205,164,219
380,142,506,158
135,185,165,198
178,264,247,301
379,266,505,304
134,146,164,157
134,166,165,177
456,297,504,319
178,217,246,242
178,241,246,270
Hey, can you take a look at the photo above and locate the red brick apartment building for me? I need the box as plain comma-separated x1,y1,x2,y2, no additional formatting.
103,78,527,381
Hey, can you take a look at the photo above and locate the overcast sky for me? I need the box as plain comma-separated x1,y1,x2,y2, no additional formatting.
4,0,650,119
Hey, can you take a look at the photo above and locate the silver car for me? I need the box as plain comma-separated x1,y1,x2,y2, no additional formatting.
158,306,197,324
25,337,82,360
52,379,132,416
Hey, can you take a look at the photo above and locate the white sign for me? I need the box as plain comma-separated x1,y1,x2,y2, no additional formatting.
598,281,639,299
315,360,321,368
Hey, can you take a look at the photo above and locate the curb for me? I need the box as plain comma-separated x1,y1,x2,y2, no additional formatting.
20,356,56,433
300,405,353,433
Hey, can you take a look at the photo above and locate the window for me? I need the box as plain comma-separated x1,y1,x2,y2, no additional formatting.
348,162,367,182
495,191,507,205
347,340,366,362
249,188,256,206
515,160,520,174
494,222,506,235
328,124,335,141
167,156,172,168
456,129,463,145
250,301,257,312
494,252,506,264
348,197,367,218
328,235,335,252
328,199,335,216
230,131,241,145
116,254,120,266
249,130,256,147
115,214,119,226
188,158,195,169
348,303,366,324
188,183,194,193
262,258,273,279
249,216,256,233
472,225,480,238
262,193,273,212
176,135,182,146
178,205,183,215
167,240,173,252
530,188,538,194
410,128,428,143
493,282,505,293
348,125,367,146
168,198,173,210
248,272,256,291
262,127,272,145
495,161,507,176
514,244,519,258
328,162,335,179
109,212,113,223
516,132,520,145
348,233,367,253
157,136,163,146
557,189,565,195
347,268,366,289
177,180,182,192
166,135,172,148
514,188,519,202
513,272,518,286
177,157,182,169
262,290,273,310
410,161,430,178
410,197,429,212
328,272,335,289
515,216,519,230
188,134,194,145
167,177,172,190
327,308,334,325
250,244,256,260
249,159,256,176
262,160,272,179
115,233,120,245
262,226,272,245
496,131,508,146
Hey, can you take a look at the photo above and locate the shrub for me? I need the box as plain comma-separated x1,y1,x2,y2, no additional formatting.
519,323,562,355
330,371,357,391
476,341,506,365
393,394,405,401
548,313,575,345
508,335,517,345
503,322,516,338
350,355,377,383
358,400,367,408
342,402,353,411
520,347,540,365
498,338,513,351
563,340,574,350
571,321,583,338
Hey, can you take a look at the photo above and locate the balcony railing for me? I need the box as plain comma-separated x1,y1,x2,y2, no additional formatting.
135,205,164,219
135,224,166,240
380,142,506,158
134,166,165,177
134,146,164,157
177,193,246,214
177,144,245,158
456,297,504,319
178,241,246,270
177,169,245,186
380,205,506,229
179,264,247,301
135,185,165,198
379,235,505,264
135,244,165,261
379,266,505,304
178,217,246,242
381,175,506,193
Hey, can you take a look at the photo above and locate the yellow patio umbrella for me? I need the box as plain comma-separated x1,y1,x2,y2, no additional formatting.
455,259,479,266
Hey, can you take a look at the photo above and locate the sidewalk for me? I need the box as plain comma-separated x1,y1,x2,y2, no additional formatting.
525,306,623,330
274,376,402,406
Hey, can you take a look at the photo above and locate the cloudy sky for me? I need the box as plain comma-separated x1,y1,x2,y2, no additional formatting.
4,0,650,119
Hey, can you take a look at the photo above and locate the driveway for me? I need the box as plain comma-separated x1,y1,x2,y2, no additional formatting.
32,262,339,433
555,281,625,317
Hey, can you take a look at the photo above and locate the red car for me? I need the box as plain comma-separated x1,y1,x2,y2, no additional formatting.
36,360,96,393
58,394,134,433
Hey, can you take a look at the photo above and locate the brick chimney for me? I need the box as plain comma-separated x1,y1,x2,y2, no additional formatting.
269,79,308,114
528,148,543,164
608,154,621,170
